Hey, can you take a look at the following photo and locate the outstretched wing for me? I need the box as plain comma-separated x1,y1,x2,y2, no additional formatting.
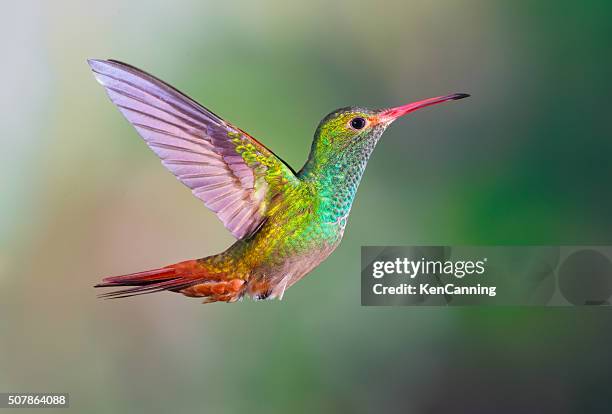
89,59,299,239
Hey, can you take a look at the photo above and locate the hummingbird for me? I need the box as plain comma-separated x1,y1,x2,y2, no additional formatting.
89,59,468,303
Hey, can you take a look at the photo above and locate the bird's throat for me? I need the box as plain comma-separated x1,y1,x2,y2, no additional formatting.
300,142,376,225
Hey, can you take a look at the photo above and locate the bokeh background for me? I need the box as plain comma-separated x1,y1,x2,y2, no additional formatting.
2,0,612,412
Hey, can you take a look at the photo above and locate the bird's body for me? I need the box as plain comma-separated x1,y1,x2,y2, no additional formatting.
189,131,374,301
89,59,467,303
183,181,346,301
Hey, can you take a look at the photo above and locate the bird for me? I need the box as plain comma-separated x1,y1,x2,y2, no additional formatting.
89,59,469,303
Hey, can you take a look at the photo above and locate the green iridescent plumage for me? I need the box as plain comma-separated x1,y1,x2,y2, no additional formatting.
90,59,468,302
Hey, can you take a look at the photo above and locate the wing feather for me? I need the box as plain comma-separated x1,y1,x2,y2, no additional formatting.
89,59,298,239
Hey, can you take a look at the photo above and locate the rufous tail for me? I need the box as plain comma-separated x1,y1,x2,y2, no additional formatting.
95,260,245,303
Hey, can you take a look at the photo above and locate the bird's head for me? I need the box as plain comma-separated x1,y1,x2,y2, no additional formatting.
317,93,469,153
301,93,469,176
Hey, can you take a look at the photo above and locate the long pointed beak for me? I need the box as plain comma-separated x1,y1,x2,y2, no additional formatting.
378,93,470,123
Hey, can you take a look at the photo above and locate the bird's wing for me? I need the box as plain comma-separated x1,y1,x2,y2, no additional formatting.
89,59,299,239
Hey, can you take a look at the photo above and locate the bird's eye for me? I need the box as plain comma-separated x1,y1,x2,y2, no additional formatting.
350,117,367,130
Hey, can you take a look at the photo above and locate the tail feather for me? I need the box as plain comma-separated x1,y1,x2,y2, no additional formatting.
95,267,177,287
96,260,204,299
95,259,245,302
96,278,193,299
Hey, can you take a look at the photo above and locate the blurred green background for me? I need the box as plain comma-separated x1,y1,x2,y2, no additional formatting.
2,0,612,412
